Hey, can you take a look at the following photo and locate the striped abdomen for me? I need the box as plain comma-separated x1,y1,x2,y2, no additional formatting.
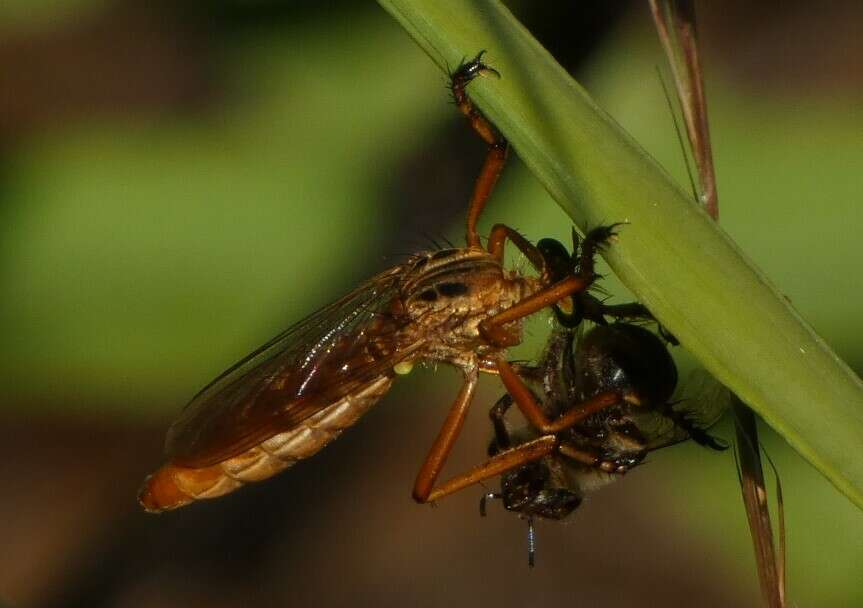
139,375,392,512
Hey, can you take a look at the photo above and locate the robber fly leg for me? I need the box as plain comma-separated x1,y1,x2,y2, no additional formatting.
478,227,620,347
486,223,545,270
497,359,624,433
484,362,542,454
450,51,510,249
413,365,479,503
478,275,596,347
557,441,646,475
421,435,558,504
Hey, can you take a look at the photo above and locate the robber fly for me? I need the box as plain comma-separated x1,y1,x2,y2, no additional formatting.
411,234,728,565
138,53,620,512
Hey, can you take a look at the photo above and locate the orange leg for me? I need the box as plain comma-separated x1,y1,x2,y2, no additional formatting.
497,359,622,434
557,441,643,474
479,275,593,347
486,223,545,271
478,222,622,346
413,366,479,503
425,436,558,503
478,357,503,374
479,360,537,386
450,51,510,249
465,147,508,249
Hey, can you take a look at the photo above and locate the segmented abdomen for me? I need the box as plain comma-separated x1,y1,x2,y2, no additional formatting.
139,375,393,512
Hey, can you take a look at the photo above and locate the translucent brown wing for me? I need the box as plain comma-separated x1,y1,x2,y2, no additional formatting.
165,263,418,468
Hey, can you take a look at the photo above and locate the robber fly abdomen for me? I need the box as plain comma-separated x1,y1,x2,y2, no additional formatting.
142,375,394,509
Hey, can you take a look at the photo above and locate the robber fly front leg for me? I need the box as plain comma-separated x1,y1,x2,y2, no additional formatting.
450,52,510,250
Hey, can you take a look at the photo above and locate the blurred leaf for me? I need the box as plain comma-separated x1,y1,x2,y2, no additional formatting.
378,0,863,510
0,0,99,28
0,14,442,416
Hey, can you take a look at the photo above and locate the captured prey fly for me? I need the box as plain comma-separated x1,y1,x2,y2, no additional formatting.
138,53,624,512
482,319,729,566
410,233,729,566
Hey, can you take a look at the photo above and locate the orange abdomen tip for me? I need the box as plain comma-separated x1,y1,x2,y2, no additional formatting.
139,464,193,512
139,462,231,513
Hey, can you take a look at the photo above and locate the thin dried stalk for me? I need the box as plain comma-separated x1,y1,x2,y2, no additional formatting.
763,442,788,603
648,2,785,605
648,0,717,219
734,403,786,608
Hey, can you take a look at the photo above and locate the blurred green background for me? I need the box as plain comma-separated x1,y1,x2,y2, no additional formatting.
1,2,861,607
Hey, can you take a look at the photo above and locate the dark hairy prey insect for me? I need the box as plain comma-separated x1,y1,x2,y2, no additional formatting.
468,263,729,565
138,53,621,512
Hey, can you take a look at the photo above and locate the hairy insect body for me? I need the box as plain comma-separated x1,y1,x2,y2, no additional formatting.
399,248,540,368
489,323,726,524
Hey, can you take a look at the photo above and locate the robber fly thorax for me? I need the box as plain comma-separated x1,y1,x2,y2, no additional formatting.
395,248,541,367
139,52,615,513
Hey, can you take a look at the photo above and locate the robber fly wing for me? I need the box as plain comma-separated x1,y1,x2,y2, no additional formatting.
164,263,417,468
